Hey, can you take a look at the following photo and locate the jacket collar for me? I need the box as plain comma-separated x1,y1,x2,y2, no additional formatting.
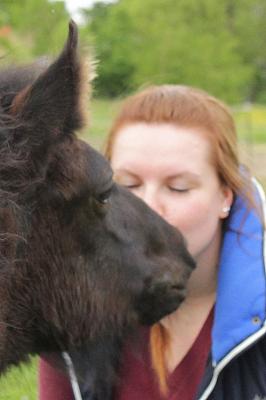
212,179,266,363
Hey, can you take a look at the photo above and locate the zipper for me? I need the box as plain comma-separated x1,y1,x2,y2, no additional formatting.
198,324,266,400
62,351,83,400
253,178,266,278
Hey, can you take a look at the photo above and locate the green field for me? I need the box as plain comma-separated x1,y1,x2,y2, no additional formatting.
0,358,37,400
0,102,265,399
233,104,266,144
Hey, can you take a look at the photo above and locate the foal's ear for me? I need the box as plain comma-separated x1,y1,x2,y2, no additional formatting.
13,20,89,145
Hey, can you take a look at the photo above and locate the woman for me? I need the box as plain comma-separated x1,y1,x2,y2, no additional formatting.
39,85,266,399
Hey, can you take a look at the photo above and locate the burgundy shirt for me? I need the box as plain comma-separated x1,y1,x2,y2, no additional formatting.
39,309,213,400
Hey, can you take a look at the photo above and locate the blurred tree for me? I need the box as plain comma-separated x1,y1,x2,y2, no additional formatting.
0,0,70,62
81,0,265,103
122,0,253,103
232,0,266,102
81,2,136,97
1,0,264,102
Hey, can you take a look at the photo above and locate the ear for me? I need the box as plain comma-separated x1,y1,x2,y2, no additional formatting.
12,20,89,151
220,185,234,219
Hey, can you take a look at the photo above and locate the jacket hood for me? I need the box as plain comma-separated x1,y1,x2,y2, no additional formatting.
212,179,266,363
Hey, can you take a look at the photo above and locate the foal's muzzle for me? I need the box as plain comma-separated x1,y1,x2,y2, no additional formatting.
135,280,187,325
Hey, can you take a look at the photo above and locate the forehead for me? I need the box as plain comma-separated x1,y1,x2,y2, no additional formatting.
111,122,213,175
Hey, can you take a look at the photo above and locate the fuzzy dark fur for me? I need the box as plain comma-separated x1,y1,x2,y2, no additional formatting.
0,21,195,399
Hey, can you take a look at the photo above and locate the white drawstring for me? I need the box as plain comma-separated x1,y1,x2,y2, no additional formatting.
62,351,83,400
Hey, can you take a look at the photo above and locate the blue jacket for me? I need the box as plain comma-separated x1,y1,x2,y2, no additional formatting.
197,179,266,400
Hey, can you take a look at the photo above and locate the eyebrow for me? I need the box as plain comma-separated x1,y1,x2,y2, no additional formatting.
113,169,139,178
167,172,201,180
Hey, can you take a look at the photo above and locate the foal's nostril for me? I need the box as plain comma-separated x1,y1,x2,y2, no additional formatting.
145,271,185,292
150,280,186,295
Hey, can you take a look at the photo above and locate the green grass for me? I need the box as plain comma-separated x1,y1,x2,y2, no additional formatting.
82,98,122,149
0,102,265,399
0,358,37,400
233,104,266,144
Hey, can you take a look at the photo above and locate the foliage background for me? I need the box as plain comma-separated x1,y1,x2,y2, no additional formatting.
83,0,266,103
0,0,266,103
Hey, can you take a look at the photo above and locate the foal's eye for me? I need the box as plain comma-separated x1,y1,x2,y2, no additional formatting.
96,187,113,205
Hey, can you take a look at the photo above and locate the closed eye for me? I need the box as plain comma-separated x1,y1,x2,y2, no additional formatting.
169,187,189,193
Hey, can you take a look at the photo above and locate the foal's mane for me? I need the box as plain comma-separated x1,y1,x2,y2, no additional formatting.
0,64,47,273
0,63,47,197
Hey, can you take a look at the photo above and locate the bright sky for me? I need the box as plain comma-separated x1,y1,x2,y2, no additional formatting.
64,0,114,18
49,0,116,24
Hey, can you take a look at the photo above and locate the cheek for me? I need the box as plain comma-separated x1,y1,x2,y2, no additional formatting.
166,197,209,232
165,195,222,255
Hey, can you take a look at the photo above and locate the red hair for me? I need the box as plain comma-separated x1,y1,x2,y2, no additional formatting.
105,85,252,198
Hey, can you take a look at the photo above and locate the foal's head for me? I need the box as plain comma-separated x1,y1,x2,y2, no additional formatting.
0,21,195,372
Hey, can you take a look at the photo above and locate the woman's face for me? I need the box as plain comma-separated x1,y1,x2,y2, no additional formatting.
110,122,232,262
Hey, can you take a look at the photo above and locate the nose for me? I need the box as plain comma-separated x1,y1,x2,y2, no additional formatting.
140,186,165,218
